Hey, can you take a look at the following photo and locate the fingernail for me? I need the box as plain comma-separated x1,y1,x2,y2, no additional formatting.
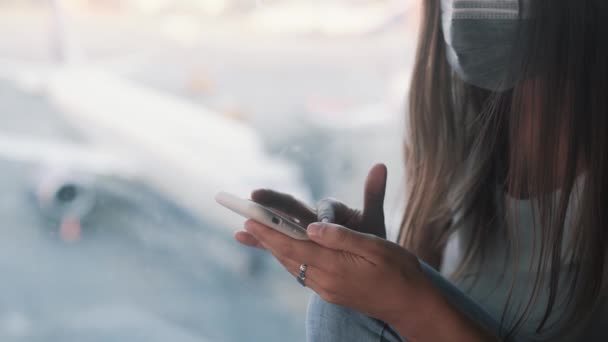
244,220,257,234
307,223,323,237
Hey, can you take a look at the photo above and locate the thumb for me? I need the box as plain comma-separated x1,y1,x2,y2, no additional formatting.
361,164,387,239
362,164,387,221
307,222,380,256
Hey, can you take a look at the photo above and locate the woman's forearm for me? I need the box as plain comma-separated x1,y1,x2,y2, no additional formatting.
391,287,500,342
415,236,445,271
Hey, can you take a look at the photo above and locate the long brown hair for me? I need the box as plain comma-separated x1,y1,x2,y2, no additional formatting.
398,0,608,340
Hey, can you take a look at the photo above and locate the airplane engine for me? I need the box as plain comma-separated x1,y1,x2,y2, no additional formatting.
32,169,96,224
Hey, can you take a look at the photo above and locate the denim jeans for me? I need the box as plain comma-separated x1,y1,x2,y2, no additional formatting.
305,261,510,342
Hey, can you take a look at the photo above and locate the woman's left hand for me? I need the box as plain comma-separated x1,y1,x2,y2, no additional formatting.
242,219,438,338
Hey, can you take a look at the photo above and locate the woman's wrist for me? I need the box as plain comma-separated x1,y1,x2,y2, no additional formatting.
389,281,499,342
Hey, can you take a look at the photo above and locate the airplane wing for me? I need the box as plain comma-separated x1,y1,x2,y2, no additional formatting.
46,66,310,228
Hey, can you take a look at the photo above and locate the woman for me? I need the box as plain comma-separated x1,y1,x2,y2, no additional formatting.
235,0,608,340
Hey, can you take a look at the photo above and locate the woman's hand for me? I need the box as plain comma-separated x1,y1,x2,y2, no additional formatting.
242,218,437,340
248,164,388,239
235,164,436,338
235,164,500,341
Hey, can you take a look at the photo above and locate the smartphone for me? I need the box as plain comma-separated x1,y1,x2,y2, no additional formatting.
215,192,309,240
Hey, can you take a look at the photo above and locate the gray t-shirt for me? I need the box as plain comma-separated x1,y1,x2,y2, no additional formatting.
440,178,607,340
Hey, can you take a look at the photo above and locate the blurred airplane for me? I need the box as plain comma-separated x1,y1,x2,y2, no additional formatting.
0,0,311,232
0,3,312,339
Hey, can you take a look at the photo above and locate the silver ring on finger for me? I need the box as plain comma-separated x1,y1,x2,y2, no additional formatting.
297,264,308,287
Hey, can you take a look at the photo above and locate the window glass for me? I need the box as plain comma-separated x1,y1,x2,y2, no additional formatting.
0,1,418,340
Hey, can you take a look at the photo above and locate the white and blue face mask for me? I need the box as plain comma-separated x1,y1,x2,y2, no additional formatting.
441,0,529,91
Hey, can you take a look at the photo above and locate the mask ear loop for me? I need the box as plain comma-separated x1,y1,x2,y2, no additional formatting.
447,0,523,20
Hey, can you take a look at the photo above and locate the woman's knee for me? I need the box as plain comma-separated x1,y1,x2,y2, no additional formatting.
306,293,404,342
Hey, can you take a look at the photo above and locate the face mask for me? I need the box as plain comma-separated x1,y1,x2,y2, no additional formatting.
441,0,529,91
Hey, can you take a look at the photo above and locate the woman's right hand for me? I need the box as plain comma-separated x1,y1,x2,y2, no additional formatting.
248,164,388,241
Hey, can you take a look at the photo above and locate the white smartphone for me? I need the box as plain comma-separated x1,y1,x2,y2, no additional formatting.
215,192,310,240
